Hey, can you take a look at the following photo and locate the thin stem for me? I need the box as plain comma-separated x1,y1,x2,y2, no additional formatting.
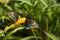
30,27,38,40
45,18,49,40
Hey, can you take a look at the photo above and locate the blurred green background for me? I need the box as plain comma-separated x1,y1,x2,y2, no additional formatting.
0,0,60,40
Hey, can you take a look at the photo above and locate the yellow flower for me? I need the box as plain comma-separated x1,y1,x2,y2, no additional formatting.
15,15,26,25
9,15,26,28
4,15,26,32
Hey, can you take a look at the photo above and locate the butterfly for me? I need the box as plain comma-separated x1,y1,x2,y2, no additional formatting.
7,11,39,29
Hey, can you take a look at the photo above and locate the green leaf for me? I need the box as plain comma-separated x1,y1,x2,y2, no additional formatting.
3,27,24,40
20,36,42,40
44,31,58,40
4,5,12,11
11,0,32,6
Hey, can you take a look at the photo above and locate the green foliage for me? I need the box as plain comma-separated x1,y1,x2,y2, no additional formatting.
44,31,58,40
0,0,60,40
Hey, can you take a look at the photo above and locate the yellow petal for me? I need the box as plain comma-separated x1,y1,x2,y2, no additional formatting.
15,15,26,25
